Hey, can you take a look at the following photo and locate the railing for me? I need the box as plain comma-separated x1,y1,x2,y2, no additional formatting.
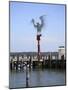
10,57,66,71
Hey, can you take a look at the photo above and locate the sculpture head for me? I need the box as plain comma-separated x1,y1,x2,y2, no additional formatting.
36,22,40,26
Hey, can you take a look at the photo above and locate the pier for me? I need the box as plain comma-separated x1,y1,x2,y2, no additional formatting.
10,52,66,71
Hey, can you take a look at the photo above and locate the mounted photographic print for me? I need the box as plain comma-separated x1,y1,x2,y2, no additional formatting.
9,1,66,89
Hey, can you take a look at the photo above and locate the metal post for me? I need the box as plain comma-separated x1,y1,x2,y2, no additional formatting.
37,35,41,67
49,54,51,68
61,55,64,69
38,40,40,62
29,56,32,70
55,55,58,69
50,52,51,68
26,63,29,87
16,55,19,71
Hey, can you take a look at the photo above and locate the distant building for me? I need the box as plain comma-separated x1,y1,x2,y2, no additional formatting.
10,46,66,62
58,46,65,60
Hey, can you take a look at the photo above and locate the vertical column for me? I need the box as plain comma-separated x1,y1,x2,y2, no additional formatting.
61,55,64,69
49,53,51,68
16,55,19,70
12,55,15,70
10,56,13,70
38,40,40,62
55,55,58,69
29,56,32,70
26,63,29,87
37,35,41,67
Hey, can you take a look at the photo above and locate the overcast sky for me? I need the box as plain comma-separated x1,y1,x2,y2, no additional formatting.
10,1,65,52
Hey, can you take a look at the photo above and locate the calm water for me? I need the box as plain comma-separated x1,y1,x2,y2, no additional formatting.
9,69,66,88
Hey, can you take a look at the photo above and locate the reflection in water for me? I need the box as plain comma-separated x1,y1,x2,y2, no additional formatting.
9,69,66,88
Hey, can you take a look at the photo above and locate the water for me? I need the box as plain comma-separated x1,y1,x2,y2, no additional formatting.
9,69,66,88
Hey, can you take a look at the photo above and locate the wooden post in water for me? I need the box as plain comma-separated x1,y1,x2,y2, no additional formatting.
10,58,13,71
26,63,29,87
55,55,58,69
29,56,32,70
61,55,64,69
16,55,19,71
49,53,51,68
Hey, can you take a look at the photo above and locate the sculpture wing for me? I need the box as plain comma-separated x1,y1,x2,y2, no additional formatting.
31,18,37,28
39,15,45,28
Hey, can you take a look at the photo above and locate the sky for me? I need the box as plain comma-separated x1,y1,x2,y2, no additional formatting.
10,1,65,52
